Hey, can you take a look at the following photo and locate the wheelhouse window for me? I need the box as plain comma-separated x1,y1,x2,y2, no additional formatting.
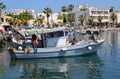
54,31,64,37
45,32,54,38
65,31,68,36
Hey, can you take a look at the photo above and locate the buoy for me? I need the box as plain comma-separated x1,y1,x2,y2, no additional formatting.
88,46,92,50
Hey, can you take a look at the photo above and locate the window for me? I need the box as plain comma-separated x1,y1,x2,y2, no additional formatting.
45,32,54,38
54,31,64,37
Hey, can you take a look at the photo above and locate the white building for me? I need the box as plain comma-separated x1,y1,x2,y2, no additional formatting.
10,9,63,26
11,9,35,15
116,11,120,23
75,5,110,26
36,12,61,25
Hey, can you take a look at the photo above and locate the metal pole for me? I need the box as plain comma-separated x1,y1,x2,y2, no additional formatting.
0,8,1,25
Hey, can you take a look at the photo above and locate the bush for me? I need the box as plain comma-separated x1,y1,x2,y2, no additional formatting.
116,23,120,28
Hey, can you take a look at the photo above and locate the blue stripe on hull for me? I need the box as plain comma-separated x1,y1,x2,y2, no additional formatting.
17,52,97,59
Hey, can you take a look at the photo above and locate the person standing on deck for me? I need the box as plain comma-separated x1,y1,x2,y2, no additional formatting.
31,34,38,52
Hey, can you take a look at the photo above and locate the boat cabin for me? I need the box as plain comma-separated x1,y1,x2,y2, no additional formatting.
17,27,73,48
38,27,70,48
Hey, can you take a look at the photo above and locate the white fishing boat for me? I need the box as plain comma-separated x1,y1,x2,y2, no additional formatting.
8,27,105,59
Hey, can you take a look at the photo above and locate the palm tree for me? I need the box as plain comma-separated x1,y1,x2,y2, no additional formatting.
110,12,117,27
33,20,38,26
6,13,17,26
67,13,74,26
97,16,103,28
61,6,67,24
79,15,85,26
34,14,45,26
18,10,34,26
68,4,74,25
61,6,67,13
109,6,114,13
43,7,52,27
0,2,6,24
57,14,63,20
88,16,94,28
38,14,45,25
6,18,13,25
68,4,74,12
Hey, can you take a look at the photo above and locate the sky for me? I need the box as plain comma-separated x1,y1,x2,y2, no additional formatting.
1,0,120,13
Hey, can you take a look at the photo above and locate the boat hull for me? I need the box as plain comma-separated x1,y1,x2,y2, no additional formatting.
9,40,104,59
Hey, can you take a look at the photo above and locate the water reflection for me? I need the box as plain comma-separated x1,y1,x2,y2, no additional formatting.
109,31,117,55
10,55,104,79
105,31,119,56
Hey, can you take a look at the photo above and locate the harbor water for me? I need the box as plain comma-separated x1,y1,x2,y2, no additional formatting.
0,30,120,79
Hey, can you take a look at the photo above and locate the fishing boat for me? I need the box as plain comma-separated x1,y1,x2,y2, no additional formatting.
8,27,105,59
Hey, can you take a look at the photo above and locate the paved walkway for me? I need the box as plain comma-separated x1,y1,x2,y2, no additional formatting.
81,27,120,32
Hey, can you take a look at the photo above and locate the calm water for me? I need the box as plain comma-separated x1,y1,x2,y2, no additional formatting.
0,30,120,79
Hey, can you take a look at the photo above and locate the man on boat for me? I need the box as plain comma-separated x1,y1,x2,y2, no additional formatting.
22,34,38,55
31,34,38,53
11,34,22,51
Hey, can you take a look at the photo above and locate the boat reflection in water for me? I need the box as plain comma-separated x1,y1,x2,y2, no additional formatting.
10,55,104,79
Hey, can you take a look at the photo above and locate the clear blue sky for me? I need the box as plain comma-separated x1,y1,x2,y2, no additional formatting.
1,0,120,13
